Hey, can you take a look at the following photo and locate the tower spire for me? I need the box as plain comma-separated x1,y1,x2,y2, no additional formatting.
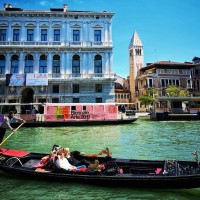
128,31,144,103
129,31,143,49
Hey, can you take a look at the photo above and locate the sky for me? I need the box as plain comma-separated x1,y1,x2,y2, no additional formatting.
1,0,200,77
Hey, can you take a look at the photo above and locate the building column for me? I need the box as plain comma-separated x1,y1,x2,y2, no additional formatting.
108,22,112,45
104,22,108,44
19,52,24,73
36,21,40,42
79,53,83,74
66,22,70,43
61,21,66,44
88,22,92,45
110,52,113,74
86,22,90,45
89,53,93,74
49,25,52,42
6,53,11,73
61,53,65,75
48,53,52,74
66,53,71,74
85,53,89,73
83,22,87,46
8,22,12,41
21,22,25,42
82,53,87,73
34,53,39,73
104,53,109,74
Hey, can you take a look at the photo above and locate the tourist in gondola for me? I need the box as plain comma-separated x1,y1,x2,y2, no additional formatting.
63,148,91,167
56,148,86,171
0,111,25,143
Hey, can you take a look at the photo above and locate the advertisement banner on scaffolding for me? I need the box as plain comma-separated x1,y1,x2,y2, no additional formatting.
26,73,48,86
6,73,26,86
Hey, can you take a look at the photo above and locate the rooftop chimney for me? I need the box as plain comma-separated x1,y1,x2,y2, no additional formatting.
7,3,12,8
63,4,68,12
3,3,7,10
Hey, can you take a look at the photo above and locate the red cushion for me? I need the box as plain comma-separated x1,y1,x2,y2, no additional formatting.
2,149,29,158
156,168,162,174
0,148,8,154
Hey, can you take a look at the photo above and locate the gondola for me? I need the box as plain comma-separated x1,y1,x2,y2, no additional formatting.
0,148,200,189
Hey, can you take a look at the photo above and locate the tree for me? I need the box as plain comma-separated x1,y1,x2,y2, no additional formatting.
166,85,189,97
139,94,153,106
166,86,180,97
179,89,189,97
146,88,157,98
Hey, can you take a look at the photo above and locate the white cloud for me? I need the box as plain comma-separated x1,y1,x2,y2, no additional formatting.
39,1,49,6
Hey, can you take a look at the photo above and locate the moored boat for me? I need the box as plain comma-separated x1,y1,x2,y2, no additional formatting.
150,97,200,121
0,103,138,127
0,148,200,189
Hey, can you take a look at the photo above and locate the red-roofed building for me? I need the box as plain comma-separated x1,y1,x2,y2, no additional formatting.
136,61,194,110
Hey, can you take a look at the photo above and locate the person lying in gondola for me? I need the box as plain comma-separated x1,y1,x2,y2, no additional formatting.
32,147,58,169
56,148,86,171
63,148,91,168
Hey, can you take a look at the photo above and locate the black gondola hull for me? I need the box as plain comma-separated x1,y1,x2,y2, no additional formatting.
0,150,200,189
1,165,200,189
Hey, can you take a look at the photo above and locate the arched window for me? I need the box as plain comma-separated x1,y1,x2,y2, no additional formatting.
53,55,60,73
11,55,19,73
25,54,34,73
72,55,80,75
114,82,123,89
94,55,102,74
135,49,142,56
0,55,5,74
39,55,47,73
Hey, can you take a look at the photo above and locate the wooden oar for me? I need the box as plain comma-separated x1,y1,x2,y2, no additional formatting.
0,123,25,146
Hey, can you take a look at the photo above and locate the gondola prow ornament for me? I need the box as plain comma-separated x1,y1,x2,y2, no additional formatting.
192,150,199,164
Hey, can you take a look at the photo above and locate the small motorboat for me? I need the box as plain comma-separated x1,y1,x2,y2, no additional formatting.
0,147,200,189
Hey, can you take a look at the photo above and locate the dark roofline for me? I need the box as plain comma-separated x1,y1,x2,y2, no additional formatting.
1,8,114,16
192,56,200,61
5,7,23,11
140,61,194,72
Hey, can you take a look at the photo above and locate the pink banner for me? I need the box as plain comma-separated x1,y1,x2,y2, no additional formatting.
44,104,118,121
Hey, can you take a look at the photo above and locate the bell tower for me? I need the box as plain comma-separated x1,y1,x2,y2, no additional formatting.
129,31,144,102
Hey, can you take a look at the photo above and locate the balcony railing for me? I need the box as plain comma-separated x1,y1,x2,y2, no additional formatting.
49,73,115,79
0,73,114,79
48,73,63,78
0,73,115,80
0,41,112,47
138,73,157,79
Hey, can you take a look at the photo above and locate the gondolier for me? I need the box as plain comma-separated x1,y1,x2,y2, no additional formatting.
0,111,25,143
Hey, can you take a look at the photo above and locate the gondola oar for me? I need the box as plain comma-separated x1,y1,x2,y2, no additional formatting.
0,123,25,146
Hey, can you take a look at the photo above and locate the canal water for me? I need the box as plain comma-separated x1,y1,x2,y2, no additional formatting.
1,118,200,200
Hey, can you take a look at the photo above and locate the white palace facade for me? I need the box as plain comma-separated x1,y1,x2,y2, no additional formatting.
0,3,115,106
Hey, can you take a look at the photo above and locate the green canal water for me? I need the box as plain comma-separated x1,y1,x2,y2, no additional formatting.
1,118,200,200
